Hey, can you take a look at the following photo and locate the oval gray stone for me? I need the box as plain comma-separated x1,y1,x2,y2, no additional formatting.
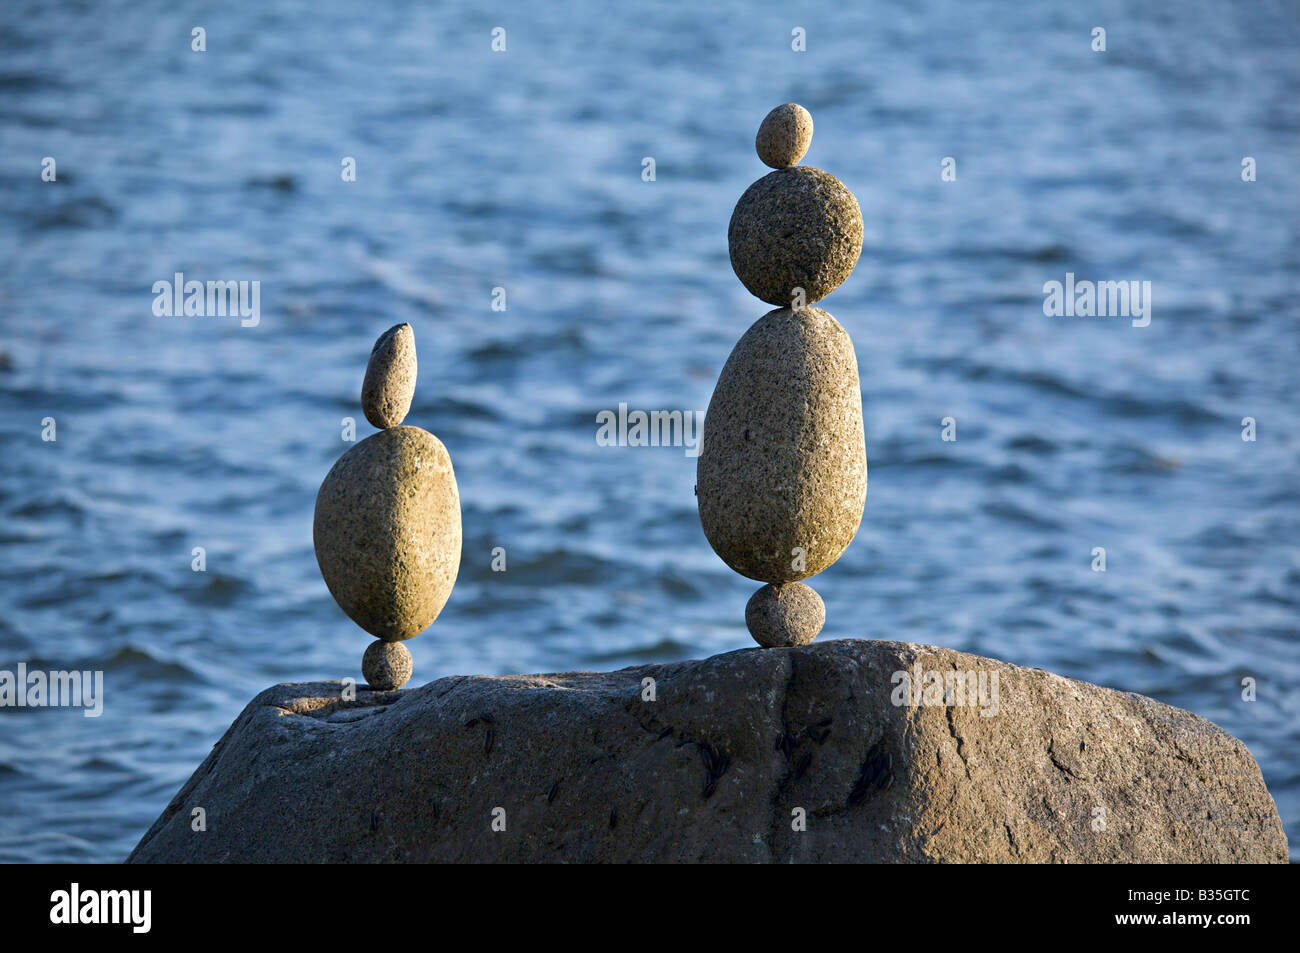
361,323,417,429
755,103,813,169
362,639,413,691
697,306,866,583
313,425,461,641
745,583,825,647
728,167,863,306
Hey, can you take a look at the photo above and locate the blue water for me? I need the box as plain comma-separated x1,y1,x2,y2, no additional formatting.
1,0,1296,863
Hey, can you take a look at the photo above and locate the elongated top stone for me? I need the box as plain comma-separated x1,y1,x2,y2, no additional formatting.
361,323,417,429
756,103,813,169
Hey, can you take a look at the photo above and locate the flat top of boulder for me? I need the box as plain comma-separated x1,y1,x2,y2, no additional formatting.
128,639,1287,864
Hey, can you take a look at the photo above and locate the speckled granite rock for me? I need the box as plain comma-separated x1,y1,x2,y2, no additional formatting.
756,103,813,169
361,323,417,429
746,583,825,646
697,306,866,583
363,639,413,690
313,425,461,641
728,166,862,306
127,639,1287,863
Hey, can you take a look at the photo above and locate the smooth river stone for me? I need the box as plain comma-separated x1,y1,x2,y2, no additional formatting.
697,306,866,583
313,425,461,641
728,167,863,307
745,582,825,647
755,103,813,169
361,323,417,429
362,639,413,691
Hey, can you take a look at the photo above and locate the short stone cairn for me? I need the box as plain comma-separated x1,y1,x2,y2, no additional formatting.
313,323,462,689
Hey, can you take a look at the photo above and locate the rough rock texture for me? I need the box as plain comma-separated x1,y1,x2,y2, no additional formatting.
729,166,863,306
746,583,825,647
361,323,417,429
363,639,413,691
127,639,1287,864
697,307,866,583
313,425,461,641
756,103,813,169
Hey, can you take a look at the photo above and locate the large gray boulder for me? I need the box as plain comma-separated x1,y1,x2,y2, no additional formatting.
128,639,1287,863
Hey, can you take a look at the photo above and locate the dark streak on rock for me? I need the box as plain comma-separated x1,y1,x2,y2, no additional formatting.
848,743,893,806
695,740,729,799
793,751,813,780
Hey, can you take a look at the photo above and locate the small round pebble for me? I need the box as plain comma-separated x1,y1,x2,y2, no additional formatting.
361,323,417,429
745,583,826,648
756,103,813,169
728,166,863,306
362,639,413,690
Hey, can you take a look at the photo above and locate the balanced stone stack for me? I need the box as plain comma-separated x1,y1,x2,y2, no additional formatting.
313,323,462,689
698,104,867,648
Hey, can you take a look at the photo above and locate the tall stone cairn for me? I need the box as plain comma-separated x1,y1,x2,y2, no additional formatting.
698,104,867,647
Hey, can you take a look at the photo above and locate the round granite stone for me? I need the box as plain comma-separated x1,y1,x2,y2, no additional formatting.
745,583,825,647
728,166,862,306
362,639,413,690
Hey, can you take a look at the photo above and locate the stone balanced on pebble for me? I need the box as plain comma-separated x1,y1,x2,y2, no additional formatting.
313,323,462,690
698,104,867,648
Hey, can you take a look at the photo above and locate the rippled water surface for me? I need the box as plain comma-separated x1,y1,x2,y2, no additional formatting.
1,0,1297,862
